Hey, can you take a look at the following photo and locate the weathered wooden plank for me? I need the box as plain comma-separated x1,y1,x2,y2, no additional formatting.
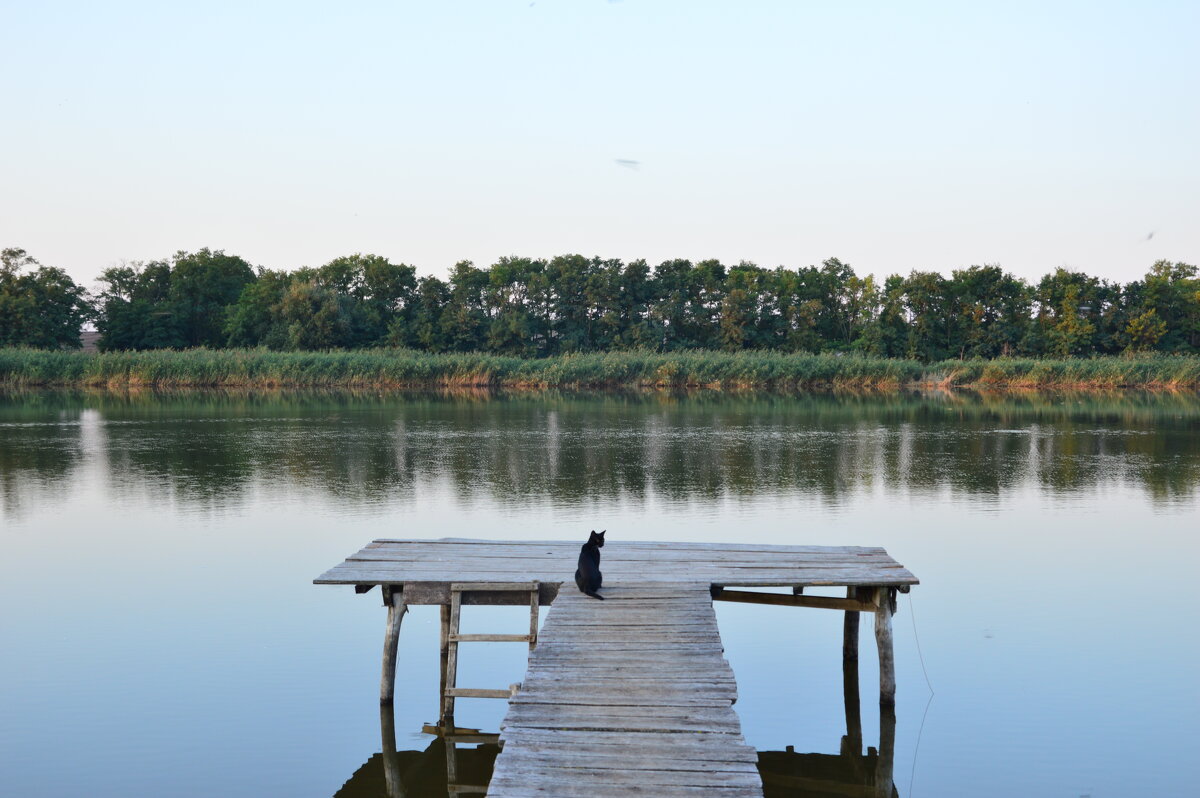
530,635,726,645
490,765,762,786
485,783,763,798
541,612,721,620
530,648,728,658
497,727,754,752
316,567,918,586
520,676,735,687
350,551,901,565
370,538,887,555
518,676,734,686
400,582,560,606
328,561,913,576
451,581,539,592
499,715,745,734
488,583,762,798
449,633,531,643
445,687,512,699
512,695,733,708
495,750,759,771
514,685,737,699
416,571,889,584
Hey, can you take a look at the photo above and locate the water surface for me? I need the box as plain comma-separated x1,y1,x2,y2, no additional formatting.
1,390,1197,797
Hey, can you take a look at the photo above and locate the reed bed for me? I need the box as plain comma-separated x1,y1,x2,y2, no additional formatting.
1,348,1197,390
927,355,1200,389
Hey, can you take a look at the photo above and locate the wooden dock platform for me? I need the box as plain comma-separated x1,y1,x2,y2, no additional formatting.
315,538,918,796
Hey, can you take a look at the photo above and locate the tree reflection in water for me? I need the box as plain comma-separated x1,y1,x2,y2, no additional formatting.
3,389,1199,519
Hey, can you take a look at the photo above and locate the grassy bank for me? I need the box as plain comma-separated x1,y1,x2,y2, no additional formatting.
1,348,1199,390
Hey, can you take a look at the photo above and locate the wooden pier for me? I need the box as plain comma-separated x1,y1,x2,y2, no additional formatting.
315,538,918,797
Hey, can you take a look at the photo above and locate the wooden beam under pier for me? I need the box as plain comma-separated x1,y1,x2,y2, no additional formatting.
712,587,879,613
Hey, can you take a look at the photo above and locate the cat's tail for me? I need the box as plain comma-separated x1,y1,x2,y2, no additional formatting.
585,591,605,601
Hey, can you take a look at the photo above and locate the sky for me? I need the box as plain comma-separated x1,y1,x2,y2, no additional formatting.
1,1,1197,288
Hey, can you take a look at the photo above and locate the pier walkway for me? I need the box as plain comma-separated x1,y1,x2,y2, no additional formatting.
489,582,761,797
315,539,918,796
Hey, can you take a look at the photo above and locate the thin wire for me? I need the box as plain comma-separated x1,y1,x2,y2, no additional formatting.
907,592,935,796
909,691,934,797
907,591,935,695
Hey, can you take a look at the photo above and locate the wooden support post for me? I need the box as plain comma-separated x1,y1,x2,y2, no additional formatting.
439,604,450,726
445,738,460,791
379,703,407,798
874,587,896,707
842,586,863,755
443,590,463,725
380,587,409,704
528,581,540,651
875,703,896,798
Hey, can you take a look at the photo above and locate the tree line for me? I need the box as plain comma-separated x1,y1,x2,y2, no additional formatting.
3,246,1198,359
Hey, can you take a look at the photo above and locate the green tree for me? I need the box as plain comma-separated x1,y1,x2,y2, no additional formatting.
169,249,255,347
0,248,91,348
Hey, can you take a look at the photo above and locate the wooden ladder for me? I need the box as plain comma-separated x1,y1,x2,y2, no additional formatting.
441,581,540,725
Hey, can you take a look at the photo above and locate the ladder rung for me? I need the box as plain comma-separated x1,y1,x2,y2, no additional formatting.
451,582,539,592
445,687,513,699
444,733,500,744
450,633,531,643
421,724,501,743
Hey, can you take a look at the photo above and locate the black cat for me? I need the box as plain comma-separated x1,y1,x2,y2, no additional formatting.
574,529,605,600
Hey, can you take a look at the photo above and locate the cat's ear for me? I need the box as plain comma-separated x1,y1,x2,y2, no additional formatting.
599,530,606,536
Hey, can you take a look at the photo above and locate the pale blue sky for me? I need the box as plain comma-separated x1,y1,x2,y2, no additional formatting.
2,1,1196,286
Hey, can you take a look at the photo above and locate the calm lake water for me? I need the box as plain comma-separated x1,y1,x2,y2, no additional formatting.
1,389,1197,797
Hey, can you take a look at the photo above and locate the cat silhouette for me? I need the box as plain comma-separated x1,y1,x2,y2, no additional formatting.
574,529,605,600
